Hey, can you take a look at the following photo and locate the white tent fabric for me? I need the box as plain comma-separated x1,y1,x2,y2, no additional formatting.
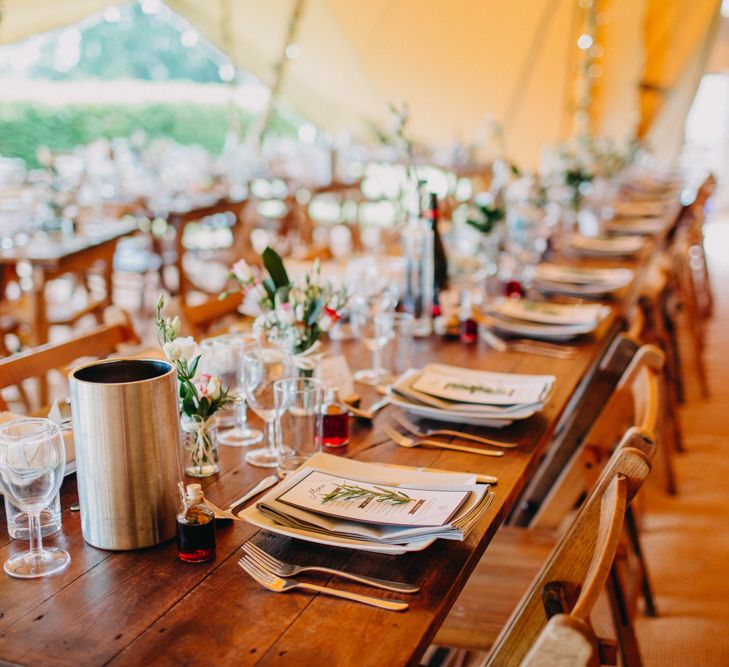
0,0,724,167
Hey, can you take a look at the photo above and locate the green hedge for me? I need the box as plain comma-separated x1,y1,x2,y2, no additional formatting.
0,102,298,168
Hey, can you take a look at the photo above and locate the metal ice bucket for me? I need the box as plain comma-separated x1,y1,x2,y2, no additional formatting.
69,358,182,550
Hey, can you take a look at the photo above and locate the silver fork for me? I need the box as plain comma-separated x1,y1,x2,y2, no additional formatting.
480,328,579,359
238,555,409,611
382,424,504,457
392,413,518,449
241,542,420,593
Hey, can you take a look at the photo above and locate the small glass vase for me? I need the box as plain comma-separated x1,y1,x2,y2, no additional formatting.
181,415,220,478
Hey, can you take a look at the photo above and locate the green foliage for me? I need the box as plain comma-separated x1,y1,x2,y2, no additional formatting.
15,3,225,84
262,246,290,290
0,101,298,167
466,204,504,235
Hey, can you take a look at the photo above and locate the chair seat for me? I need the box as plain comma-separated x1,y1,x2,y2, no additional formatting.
434,526,558,651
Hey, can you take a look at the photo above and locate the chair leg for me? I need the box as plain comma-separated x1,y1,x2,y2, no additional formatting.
625,506,657,617
606,565,644,667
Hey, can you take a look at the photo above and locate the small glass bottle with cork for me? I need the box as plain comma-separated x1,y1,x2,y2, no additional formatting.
321,388,350,448
176,483,216,563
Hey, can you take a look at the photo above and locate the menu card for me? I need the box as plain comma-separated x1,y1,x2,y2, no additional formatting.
276,470,470,527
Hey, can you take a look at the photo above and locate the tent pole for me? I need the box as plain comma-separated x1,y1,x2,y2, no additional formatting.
250,0,308,148
220,0,240,147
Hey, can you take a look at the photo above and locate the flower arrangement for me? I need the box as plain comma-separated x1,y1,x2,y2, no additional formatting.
225,247,348,355
156,295,235,476
540,135,637,210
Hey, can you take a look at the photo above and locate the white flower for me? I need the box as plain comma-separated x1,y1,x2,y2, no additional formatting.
162,341,181,362
169,316,182,338
232,259,253,282
176,336,197,363
294,304,305,322
277,303,295,325
205,376,222,400
319,313,334,332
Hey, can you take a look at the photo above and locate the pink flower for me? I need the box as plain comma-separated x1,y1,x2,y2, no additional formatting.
196,373,212,397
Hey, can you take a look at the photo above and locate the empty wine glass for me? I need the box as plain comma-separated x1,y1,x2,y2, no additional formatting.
242,348,294,467
0,418,70,578
351,293,397,386
505,204,548,287
208,333,264,447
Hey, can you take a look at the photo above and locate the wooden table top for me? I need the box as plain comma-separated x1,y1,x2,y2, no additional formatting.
0,200,684,666
0,220,138,267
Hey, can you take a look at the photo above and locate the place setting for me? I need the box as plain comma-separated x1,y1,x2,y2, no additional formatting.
533,262,635,297
480,297,611,341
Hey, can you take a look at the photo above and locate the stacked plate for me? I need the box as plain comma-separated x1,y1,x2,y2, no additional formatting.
567,234,645,257
240,452,494,554
388,362,555,427
534,263,634,297
483,298,610,340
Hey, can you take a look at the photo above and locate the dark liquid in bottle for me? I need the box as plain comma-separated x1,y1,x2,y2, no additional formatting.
460,318,479,344
177,509,215,563
323,408,349,448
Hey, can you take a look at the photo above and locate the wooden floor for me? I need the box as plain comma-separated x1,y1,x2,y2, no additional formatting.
632,211,729,665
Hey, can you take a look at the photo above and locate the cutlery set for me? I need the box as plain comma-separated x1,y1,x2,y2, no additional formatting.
238,544,413,611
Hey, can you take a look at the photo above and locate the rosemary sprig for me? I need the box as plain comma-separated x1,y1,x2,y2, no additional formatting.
320,483,414,505
445,382,515,397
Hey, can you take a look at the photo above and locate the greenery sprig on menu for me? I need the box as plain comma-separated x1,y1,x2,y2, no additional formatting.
445,382,515,397
320,484,414,505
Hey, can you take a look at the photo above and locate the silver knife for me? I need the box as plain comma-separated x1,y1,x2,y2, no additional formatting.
226,475,279,513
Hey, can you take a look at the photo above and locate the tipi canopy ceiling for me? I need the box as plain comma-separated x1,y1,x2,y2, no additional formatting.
0,0,724,166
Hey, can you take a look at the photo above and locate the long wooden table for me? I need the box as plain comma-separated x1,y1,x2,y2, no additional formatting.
0,220,138,405
0,201,683,666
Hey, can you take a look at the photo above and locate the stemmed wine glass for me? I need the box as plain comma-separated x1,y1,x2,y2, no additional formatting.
242,348,294,467
505,204,549,288
351,293,397,385
0,418,70,578
202,333,264,447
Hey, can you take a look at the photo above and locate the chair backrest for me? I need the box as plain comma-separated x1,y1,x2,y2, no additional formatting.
528,342,662,529
485,433,656,667
0,309,139,410
181,291,244,338
520,476,629,667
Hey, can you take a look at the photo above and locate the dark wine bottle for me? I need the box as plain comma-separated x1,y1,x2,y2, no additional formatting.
427,193,448,315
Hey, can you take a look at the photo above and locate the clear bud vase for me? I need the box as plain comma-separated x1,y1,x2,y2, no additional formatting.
181,415,220,478
401,216,434,337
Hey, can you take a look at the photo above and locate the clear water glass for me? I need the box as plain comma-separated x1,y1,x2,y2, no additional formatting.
242,348,294,468
377,312,415,381
274,378,323,478
0,418,70,578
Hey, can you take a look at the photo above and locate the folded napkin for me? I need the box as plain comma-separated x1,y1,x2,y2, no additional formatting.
487,298,609,327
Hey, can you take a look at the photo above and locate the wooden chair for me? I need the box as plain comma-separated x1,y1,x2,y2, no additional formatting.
509,334,648,527
431,431,655,667
669,226,709,398
179,291,244,338
530,342,670,528
0,308,140,412
520,476,629,667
